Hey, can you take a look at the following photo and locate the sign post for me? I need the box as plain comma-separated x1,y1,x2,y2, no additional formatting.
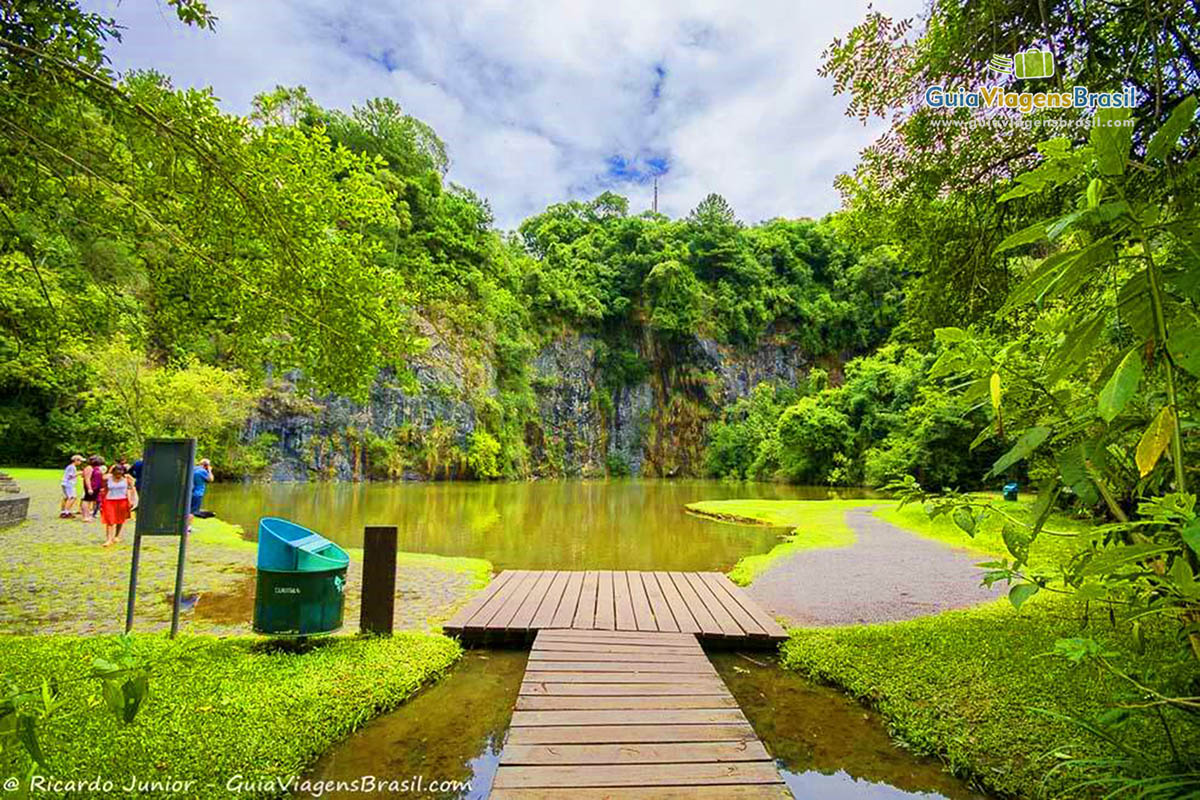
125,438,196,637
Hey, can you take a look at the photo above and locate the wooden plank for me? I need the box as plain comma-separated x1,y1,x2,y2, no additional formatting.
535,635,698,650
535,629,695,645
489,571,546,630
572,570,599,629
492,762,784,789
510,709,748,727
508,571,558,631
642,572,679,633
516,695,739,711
529,571,571,630
492,786,791,800
525,661,715,674
549,572,585,628
593,571,615,630
627,571,658,632
441,569,510,630
518,683,734,697
612,570,636,631
500,740,771,765
683,572,744,637
655,571,700,634
705,572,787,640
462,570,529,631
667,572,720,636
529,650,709,664
695,572,766,638
505,723,758,745
528,643,700,656
521,671,723,684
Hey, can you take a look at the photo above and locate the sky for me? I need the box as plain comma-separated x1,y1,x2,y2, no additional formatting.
84,0,924,229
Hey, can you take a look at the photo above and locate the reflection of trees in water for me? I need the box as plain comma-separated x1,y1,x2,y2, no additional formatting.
208,481,868,571
305,650,526,799
711,654,982,800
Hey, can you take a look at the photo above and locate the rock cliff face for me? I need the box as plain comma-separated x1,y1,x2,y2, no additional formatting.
248,327,810,482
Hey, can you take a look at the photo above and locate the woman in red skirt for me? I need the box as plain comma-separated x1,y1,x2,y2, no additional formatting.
100,464,137,547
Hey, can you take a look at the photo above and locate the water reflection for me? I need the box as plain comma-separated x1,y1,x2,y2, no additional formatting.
207,479,874,571
302,650,526,799
711,653,987,800
306,648,987,800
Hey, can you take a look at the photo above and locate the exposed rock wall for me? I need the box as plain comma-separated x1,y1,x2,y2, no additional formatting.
248,327,810,481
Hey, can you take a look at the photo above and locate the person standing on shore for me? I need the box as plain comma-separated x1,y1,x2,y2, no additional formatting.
80,456,101,522
188,458,213,531
100,464,136,547
59,454,83,518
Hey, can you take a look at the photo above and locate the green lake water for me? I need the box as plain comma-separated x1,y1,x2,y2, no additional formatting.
207,479,874,571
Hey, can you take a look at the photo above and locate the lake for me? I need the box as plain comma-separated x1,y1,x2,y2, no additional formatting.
206,479,876,571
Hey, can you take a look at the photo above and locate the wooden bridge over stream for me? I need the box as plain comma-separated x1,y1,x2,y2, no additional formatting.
444,570,791,799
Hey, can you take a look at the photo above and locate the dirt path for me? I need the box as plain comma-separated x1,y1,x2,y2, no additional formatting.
746,507,1005,626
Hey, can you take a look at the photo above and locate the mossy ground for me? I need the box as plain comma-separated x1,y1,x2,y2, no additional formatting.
781,499,1200,799
686,498,883,585
0,633,461,797
1,469,490,636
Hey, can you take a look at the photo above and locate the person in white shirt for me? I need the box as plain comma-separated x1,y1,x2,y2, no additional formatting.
60,454,83,519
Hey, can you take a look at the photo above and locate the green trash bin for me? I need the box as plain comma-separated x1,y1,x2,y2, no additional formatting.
253,517,349,636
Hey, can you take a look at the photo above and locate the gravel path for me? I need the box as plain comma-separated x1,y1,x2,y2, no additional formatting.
746,507,1005,626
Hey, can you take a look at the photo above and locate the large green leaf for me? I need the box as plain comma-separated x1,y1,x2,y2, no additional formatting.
1097,349,1143,422
1048,312,1106,385
995,220,1049,254
1135,405,1175,477
1002,524,1032,567
933,327,968,344
953,507,977,537
1183,520,1200,557
1057,442,1101,507
1079,542,1173,575
1117,270,1156,339
1009,582,1039,610
988,426,1052,477
1146,95,1198,162
1167,324,1200,377
1090,108,1134,176
1000,250,1078,313
1040,240,1115,303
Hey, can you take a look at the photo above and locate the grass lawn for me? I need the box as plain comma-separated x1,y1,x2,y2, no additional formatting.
686,498,883,585
782,499,1200,799
0,632,461,796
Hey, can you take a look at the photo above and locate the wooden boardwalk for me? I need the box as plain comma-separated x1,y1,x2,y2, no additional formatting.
443,570,787,646
489,628,790,799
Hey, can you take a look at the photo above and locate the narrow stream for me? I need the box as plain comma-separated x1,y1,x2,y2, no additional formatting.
302,648,986,799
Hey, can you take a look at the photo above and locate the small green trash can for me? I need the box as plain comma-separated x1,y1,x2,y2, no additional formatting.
253,517,350,636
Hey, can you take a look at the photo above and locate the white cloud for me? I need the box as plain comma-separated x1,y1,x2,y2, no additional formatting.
84,0,922,228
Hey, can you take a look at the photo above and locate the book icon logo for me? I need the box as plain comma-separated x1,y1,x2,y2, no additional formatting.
990,48,1055,79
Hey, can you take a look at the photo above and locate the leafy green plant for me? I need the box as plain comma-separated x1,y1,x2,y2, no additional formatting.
1,637,150,789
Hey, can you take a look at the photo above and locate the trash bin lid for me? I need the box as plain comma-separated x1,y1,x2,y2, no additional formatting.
257,517,350,571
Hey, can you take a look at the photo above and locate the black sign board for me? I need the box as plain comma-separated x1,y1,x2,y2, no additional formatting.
126,438,196,637
134,438,196,536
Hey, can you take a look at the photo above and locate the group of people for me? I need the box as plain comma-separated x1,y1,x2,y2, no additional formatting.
60,454,214,547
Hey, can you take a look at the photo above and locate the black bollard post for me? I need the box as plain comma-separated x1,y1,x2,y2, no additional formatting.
360,525,398,635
